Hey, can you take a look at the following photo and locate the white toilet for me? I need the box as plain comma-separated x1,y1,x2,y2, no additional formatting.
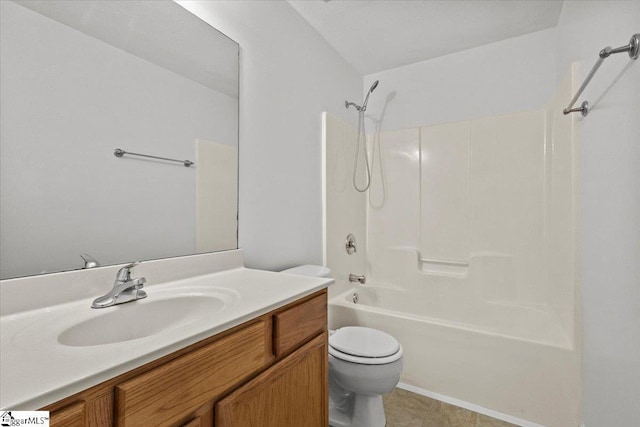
281,265,404,427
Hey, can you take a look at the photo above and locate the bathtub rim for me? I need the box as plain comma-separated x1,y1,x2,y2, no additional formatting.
329,287,574,351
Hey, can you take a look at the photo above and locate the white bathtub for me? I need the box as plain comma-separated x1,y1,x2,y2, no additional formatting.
329,285,581,427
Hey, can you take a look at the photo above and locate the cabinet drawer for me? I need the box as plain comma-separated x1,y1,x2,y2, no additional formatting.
273,291,327,357
115,319,270,427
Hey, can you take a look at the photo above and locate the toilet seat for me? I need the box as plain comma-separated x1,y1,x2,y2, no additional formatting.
329,326,403,365
329,345,403,365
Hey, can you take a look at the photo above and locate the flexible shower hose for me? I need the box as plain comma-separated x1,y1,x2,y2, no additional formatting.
353,110,371,192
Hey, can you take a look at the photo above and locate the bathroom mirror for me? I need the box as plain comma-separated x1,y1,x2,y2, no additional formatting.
0,0,239,279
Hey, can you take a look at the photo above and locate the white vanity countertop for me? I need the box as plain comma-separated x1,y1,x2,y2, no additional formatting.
0,267,332,410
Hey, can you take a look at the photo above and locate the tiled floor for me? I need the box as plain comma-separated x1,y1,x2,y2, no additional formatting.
383,388,518,427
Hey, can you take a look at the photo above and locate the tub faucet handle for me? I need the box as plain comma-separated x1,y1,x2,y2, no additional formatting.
345,234,357,255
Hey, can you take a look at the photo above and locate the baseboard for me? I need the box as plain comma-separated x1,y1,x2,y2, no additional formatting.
396,382,548,427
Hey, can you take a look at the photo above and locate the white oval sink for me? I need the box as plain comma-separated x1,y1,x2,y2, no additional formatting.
58,295,229,347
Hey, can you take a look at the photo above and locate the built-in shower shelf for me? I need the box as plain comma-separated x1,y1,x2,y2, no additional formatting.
419,257,469,278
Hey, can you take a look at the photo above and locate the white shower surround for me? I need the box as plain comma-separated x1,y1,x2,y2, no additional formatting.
323,61,580,426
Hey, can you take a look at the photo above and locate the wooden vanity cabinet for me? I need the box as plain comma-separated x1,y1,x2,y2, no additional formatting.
44,289,327,427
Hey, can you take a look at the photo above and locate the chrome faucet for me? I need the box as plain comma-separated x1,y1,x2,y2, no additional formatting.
91,262,147,308
349,273,366,284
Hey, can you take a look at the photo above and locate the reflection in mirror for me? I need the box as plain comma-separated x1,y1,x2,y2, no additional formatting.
0,1,239,279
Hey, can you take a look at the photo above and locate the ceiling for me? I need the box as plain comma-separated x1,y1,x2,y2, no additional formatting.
288,0,564,75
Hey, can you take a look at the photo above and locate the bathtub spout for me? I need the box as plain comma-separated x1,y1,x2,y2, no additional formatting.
349,274,366,284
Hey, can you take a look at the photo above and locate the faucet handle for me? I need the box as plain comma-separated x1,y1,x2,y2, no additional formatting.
132,277,146,289
80,253,100,269
116,261,140,282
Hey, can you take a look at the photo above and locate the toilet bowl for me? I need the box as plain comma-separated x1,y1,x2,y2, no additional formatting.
281,265,404,427
328,326,403,427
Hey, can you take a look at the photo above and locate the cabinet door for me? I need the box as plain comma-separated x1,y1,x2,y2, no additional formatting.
216,332,328,427
50,401,85,427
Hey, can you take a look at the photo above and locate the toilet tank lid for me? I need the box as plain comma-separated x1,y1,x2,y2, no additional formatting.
281,264,332,278
329,326,400,358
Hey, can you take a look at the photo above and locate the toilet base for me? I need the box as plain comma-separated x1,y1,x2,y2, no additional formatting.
329,393,386,427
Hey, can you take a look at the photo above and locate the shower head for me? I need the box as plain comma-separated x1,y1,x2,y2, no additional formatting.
361,80,379,111
345,80,380,112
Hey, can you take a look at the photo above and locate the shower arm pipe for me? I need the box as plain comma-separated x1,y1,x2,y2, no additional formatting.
345,100,363,111
563,33,639,117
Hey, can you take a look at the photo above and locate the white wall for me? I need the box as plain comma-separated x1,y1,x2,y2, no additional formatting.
177,1,362,271
362,28,557,132
555,2,640,426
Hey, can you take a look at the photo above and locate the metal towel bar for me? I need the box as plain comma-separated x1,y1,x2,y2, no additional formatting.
114,148,194,167
563,33,639,117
